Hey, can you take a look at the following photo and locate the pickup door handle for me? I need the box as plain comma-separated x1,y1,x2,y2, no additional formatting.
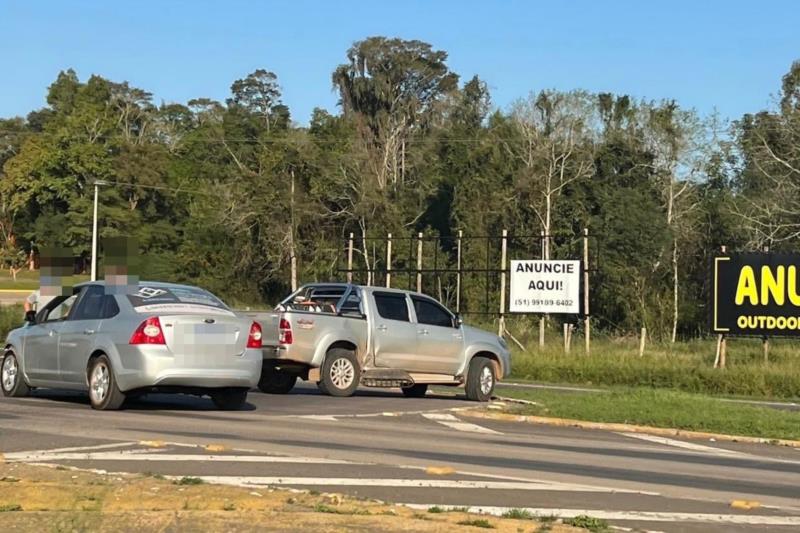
83,329,95,335
453,333,463,339
377,324,388,332
418,329,429,335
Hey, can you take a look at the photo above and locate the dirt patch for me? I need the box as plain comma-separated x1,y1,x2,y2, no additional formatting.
0,462,580,532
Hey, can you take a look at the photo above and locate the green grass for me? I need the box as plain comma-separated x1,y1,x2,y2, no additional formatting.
0,503,23,512
500,508,535,520
564,514,610,532
498,386,800,440
509,336,800,400
0,270,90,290
456,518,495,529
174,476,204,486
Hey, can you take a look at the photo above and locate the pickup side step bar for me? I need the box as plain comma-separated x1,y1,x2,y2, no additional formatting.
360,369,462,388
361,369,413,388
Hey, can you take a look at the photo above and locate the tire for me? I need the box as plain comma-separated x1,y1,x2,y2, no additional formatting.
88,355,126,410
258,364,297,394
401,384,428,398
465,357,495,402
2,351,30,398
211,388,248,410
319,348,359,397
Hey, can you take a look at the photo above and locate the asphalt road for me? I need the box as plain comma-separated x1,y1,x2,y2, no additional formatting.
2,382,800,532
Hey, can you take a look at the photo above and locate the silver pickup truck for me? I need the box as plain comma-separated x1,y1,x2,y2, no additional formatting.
242,283,510,401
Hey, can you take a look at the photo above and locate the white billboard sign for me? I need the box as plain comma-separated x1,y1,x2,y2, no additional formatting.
510,260,581,314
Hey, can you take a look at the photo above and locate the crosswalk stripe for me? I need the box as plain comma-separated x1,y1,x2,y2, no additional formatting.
3,451,355,464
422,413,501,434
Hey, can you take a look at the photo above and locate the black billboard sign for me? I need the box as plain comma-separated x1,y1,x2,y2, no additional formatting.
710,252,800,336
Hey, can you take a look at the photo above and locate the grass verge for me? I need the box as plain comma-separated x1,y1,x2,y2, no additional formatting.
509,337,800,400
0,463,581,532
496,386,800,441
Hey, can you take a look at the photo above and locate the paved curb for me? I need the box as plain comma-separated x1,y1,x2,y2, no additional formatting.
462,409,800,448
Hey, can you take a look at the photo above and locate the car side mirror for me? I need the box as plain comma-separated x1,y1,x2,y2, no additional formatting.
24,310,37,324
454,314,463,327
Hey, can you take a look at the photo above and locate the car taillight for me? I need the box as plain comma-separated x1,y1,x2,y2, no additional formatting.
247,321,262,348
278,317,293,345
130,317,166,345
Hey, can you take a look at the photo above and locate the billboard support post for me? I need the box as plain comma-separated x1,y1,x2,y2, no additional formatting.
498,229,508,337
714,245,727,369
416,232,423,293
539,231,546,349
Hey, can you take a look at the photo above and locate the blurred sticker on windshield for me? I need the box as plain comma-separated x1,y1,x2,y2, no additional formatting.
133,303,235,316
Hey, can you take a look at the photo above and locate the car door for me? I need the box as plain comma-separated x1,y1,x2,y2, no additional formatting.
370,291,419,370
410,296,464,374
23,293,78,382
57,285,108,384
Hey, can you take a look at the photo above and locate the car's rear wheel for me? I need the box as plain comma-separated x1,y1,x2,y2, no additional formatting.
465,356,495,402
210,388,249,410
88,355,126,410
2,351,30,398
258,363,297,394
401,384,428,398
318,349,359,397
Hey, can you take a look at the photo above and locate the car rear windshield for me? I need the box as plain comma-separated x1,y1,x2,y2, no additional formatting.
126,285,228,309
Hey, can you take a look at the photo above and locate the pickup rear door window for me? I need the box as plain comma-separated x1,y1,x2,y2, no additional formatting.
373,293,410,322
411,297,454,328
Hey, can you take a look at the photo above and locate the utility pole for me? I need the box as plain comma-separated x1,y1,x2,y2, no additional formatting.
90,180,109,281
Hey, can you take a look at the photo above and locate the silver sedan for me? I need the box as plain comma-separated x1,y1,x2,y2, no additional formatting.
1,281,263,410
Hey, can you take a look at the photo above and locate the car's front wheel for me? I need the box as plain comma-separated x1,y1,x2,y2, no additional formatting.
210,388,249,410
1,350,30,398
401,384,428,398
88,355,126,410
258,364,297,394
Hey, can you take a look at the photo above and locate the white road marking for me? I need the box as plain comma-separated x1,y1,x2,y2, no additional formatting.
5,441,138,456
183,476,633,492
296,415,338,421
3,451,355,464
422,412,501,434
618,432,800,465
402,505,800,526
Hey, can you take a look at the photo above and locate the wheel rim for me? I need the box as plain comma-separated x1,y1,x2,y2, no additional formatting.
2,355,18,392
330,358,355,390
90,362,110,404
479,365,494,395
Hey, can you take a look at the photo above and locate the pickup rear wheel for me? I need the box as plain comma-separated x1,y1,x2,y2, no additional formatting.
401,384,428,398
319,348,359,397
465,356,495,402
258,364,297,394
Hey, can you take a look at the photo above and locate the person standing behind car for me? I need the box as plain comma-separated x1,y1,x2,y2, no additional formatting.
23,247,73,323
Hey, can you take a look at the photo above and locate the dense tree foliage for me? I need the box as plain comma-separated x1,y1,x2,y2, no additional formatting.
1,37,797,340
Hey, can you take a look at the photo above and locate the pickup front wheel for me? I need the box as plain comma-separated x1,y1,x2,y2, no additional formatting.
318,349,360,397
465,357,495,402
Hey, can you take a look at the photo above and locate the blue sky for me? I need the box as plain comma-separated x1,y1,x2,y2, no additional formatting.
1,1,798,125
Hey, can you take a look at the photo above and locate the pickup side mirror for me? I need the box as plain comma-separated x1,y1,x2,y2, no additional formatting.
454,314,463,327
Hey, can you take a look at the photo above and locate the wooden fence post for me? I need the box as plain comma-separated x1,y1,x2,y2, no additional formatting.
763,337,770,363
583,228,591,356
498,229,508,337
385,233,392,288
639,327,646,357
